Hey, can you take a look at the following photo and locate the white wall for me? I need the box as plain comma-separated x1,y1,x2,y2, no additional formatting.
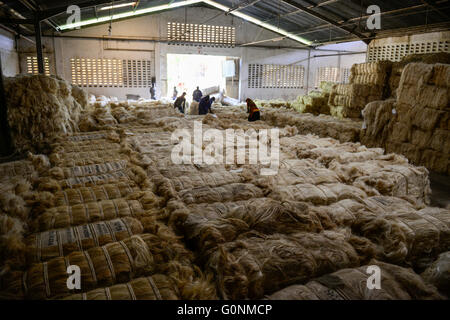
0,29,19,77
18,6,367,100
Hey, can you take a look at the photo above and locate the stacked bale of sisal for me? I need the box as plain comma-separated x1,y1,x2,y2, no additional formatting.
205,229,374,299
421,251,450,297
4,75,88,153
263,108,362,143
0,230,200,299
362,63,449,174
388,63,449,174
268,261,443,300
389,53,450,99
291,82,333,115
328,61,392,119
64,275,180,300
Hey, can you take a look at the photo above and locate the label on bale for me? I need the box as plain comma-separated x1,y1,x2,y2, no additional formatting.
94,222,111,237
41,230,58,248
77,224,92,241
59,228,76,245
109,219,127,233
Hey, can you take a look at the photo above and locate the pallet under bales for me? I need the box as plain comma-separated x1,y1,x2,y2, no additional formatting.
361,62,450,175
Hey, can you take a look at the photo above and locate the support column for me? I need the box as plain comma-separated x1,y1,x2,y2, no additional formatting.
0,54,14,156
35,19,45,74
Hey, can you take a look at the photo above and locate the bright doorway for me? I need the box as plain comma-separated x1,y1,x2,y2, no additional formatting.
167,54,239,100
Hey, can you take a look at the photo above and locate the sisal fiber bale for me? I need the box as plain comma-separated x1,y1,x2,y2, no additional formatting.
0,213,27,275
329,158,431,205
52,142,120,154
27,217,145,262
360,99,396,148
351,205,450,268
268,261,443,300
269,183,367,205
58,171,130,189
63,275,180,300
206,230,373,299
178,183,264,205
4,75,87,153
49,150,127,167
170,199,327,255
55,161,128,179
53,183,140,207
0,160,35,179
32,199,144,232
168,172,243,192
421,251,450,297
0,190,31,221
0,231,193,299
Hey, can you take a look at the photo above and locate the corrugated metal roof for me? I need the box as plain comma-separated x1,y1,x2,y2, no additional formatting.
1,0,449,46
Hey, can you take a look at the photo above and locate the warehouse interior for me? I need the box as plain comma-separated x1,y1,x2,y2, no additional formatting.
0,0,449,301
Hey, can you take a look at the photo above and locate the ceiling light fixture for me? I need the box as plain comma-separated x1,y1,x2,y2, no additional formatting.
99,2,137,11
58,0,312,46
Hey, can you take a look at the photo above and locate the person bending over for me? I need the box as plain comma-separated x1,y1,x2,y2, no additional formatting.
174,92,187,114
246,98,261,122
199,95,215,115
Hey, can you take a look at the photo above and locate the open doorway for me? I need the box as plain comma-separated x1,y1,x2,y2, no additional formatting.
167,54,240,101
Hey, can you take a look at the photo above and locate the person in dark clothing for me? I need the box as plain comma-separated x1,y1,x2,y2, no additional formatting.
246,98,261,122
150,83,156,100
174,92,187,114
193,86,202,102
199,95,215,115
172,87,178,101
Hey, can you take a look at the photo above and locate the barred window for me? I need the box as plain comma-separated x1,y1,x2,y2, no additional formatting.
248,64,305,89
26,56,50,76
167,22,235,46
367,40,449,62
340,68,351,84
70,58,153,88
315,67,341,88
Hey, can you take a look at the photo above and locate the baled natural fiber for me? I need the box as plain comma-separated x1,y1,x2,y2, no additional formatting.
269,183,367,205
0,231,193,299
4,75,87,152
32,199,144,232
206,230,373,299
64,275,179,300
421,251,450,296
0,213,26,275
53,183,140,207
178,183,264,205
268,261,442,300
27,217,145,262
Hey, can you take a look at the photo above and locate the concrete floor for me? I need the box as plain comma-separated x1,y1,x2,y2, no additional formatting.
430,172,450,209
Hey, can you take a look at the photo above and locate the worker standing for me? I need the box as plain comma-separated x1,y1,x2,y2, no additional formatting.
150,83,156,100
193,86,203,102
199,95,215,115
174,92,187,114
246,98,261,122
172,86,178,101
